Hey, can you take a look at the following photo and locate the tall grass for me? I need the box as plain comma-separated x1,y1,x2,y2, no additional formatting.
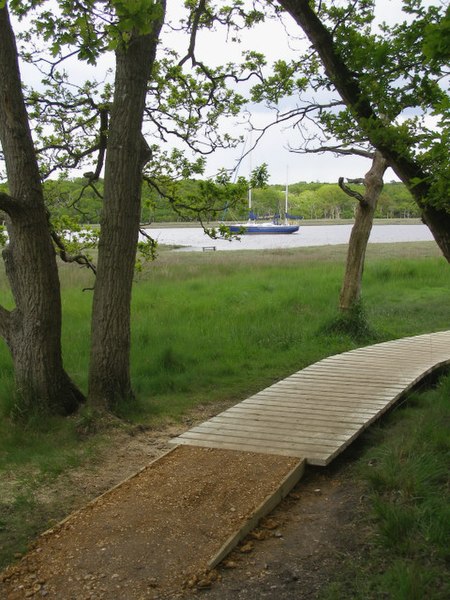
0,244,448,421
321,373,450,600
129,258,347,418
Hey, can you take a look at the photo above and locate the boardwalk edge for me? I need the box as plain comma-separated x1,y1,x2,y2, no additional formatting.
208,457,306,570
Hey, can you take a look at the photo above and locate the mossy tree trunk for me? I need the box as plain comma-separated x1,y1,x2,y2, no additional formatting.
0,5,84,417
87,9,165,410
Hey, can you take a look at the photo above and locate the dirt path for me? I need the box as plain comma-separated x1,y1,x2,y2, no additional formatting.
1,406,368,599
201,461,368,600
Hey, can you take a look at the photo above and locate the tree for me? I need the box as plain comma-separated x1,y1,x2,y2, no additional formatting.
0,3,84,417
0,0,267,415
87,2,166,409
85,3,271,409
339,151,387,311
274,0,450,260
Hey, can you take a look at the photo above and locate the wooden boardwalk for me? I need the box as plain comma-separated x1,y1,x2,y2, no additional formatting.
171,331,450,465
2,331,449,598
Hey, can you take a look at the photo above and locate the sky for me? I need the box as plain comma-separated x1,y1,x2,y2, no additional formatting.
158,0,415,184
162,3,388,184
9,0,433,185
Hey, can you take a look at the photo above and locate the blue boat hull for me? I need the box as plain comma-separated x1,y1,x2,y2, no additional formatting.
228,224,299,235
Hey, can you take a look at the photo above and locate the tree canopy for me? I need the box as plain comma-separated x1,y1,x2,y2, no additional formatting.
0,0,448,417
250,0,449,257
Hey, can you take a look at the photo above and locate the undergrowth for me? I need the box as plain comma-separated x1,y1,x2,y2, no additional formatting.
319,301,379,343
321,372,450,600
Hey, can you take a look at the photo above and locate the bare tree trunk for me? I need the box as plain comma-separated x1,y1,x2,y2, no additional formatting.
276,0,450,262
339,152,387,311
0,6,84,417
88,9,165,409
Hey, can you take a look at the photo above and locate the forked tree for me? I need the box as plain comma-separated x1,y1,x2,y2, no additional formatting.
338,151,387,311
274,0,450,260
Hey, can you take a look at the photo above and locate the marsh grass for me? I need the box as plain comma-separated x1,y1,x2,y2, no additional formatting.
319,301,379,343
127,255,349,418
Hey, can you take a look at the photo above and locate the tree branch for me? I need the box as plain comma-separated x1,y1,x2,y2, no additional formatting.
178,0,207,68
0,191,17,215
290,144,375,159
0,304,12,341
338,177,366,205
50,230,97,275
276,0,431,192
83,106,109,182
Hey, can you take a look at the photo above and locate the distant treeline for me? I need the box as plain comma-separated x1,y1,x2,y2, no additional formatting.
0,178,420,224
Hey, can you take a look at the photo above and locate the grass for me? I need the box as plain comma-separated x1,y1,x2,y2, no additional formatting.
0,240,448,570
321,372,450,599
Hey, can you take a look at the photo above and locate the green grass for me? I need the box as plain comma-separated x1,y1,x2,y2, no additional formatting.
321,373,450,599
128,257,346,417
0,240,448,569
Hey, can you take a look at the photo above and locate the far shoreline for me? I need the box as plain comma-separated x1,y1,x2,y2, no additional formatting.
143,217,423,229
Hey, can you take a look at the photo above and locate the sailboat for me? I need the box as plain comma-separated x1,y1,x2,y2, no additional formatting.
228,170,300,235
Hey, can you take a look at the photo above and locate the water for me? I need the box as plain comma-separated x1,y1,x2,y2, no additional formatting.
143,224,434,251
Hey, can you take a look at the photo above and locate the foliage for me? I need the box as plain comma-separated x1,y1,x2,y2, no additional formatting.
38,177,421,224
258,0,449,216
0,1,277,269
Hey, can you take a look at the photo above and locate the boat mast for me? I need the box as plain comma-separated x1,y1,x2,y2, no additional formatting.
248,130,253,220
285,165,289,225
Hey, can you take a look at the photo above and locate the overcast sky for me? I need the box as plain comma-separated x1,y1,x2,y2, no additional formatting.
12,0,433,185
162,1,405,184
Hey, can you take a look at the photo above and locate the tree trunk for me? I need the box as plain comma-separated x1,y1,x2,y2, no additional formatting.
339,152,387,311
419,203,450,260
88,10,165,409
0,5,84,417
276,0,450,262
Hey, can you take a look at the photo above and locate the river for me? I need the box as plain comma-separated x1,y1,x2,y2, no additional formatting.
143,223,434,252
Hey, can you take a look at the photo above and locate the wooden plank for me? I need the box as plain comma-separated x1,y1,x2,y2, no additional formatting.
256,380,400,393
301,364,448,383
353,350,446,357
244,396,402,421
266,390,403,403
170,437,328,461
255,385,402,398
177,430,340,454
223,405,370,425
240,398,380,417
271,381,406,393
237,401,380,418
287,369,415,381
245,394,390,410
189,421,351,443
287,371,414,382
272,374,407,385
250,389,403,406
208,414,360,435
199,419,352,439
223,406,374,424
188,419,349,441
325,347,446,358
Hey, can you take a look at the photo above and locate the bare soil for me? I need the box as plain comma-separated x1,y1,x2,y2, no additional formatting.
1,406,368,600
